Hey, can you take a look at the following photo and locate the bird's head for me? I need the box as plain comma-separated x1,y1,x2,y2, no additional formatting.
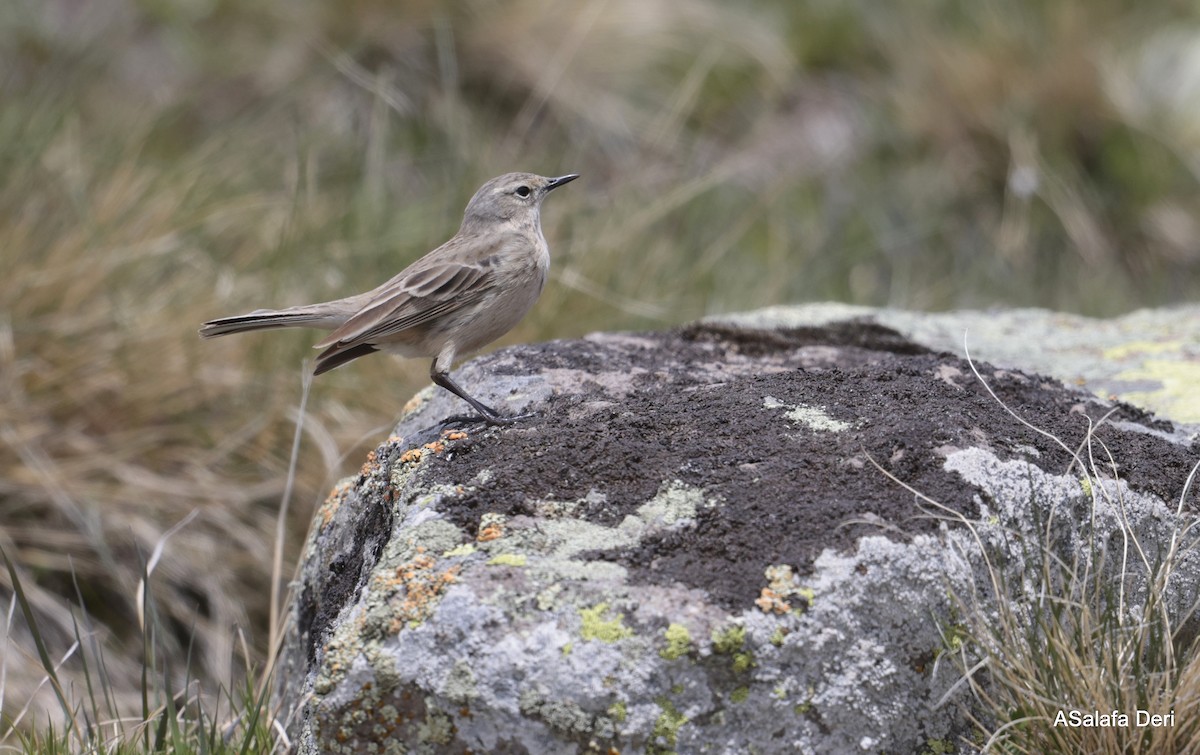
462,172,579,226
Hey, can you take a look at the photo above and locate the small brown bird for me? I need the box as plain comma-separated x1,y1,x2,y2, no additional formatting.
200,172,579,425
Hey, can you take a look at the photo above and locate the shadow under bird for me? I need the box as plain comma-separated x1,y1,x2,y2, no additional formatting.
199,171,579,425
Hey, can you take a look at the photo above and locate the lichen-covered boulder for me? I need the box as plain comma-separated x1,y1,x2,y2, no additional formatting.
276,307,1199,754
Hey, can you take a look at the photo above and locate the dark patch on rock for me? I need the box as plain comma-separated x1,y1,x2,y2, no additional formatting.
294,447,397,666
678,319,935,356
420,325,1198,612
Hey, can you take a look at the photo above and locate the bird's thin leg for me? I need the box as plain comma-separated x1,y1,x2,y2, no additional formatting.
431,366,531,426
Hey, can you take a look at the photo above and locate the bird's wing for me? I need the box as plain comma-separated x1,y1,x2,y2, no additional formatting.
313,257,495,349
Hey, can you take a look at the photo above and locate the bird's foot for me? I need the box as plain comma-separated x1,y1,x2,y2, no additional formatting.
440,410,537,428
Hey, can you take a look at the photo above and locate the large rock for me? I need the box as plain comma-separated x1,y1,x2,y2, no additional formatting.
276,306,1199,754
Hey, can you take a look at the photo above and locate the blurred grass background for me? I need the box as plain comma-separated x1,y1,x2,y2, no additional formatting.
3,0,1200,738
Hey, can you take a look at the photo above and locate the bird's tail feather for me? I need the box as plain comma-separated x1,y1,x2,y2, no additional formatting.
198,308,331,338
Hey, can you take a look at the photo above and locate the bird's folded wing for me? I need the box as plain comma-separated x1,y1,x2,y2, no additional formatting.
313,261,493,348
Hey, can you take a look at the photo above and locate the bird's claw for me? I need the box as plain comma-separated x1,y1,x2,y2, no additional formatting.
440,410,537,428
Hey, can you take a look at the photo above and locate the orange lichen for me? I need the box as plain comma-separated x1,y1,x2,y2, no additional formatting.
399,448,423,464
361,449,387,477
477,513,507,542
402,393,425,414
395,437,457,466
319,481,354,529
320,500,340,529
755,587,791,615
477,523,504,542
442,430,468,441
375,548,462,632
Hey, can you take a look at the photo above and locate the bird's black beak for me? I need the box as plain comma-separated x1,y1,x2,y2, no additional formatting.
546,174,580,192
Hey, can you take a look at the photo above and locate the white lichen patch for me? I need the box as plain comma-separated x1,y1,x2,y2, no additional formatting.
530,490,607,521
413,484,467,509
620,480,711,536
763,395,853,432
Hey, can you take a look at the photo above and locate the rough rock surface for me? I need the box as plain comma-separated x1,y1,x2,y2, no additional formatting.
711,303,1200,428
277,307,1199,754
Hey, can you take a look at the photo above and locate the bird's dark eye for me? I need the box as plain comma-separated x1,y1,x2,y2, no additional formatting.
515,185,532,198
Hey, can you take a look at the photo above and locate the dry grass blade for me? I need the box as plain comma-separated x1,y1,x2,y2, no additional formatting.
893,341,1200,752
0,548,77,745
267,369,312,686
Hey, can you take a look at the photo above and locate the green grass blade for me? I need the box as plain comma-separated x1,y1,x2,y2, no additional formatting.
0,546,78,746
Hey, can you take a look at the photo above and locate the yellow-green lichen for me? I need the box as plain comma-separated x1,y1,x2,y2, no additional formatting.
660,623,692,660
711,624,746,654
942,623,968,655
794,684,816,715
1108,349,1200,423
652,697,688,751
1104,340,1183,360
487,553,527,567
770,627,787,646
579,602,634,643
922,738,955,754
608,701,627,723
443,542,477,558
732,652,755,673
730,686,749,704
562,642,573,656
711,623,755,674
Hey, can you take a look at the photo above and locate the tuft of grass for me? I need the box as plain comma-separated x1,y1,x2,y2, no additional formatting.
880,348,1200,753
946,451,1200,753
1,544,285,753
